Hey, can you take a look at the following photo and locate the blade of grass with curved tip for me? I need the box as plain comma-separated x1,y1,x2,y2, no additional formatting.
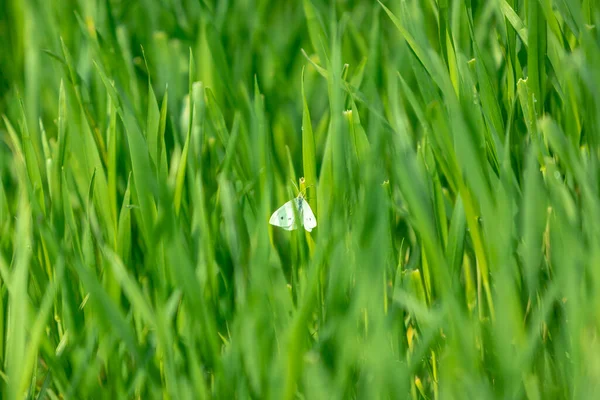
52,53,115,248
174,50,196,216
72,254,143,360
6,186,31,400
18,101,46,215
378,1,446,91
499,0,519,108
190,174,217,296
117,173,132,262
538,0,563,48
205,87,230,148
103,248,157,330
527,0,547,116
164,222,220,369
0,181,8,242
205,22,235,105
521,149,547,296
93,59,157,242
219,176,249,277
301,67,318,217
445,195,466,284
205,87,251,186
253,76,271,206
104,98,118,237
303,0,329,66
142,46,161,171
219,112,242,179
158,87,170,183
20,259,64,398
500,0,529,47
348,99,370,166
61,168,82,260
301,49,396,135
431,157,448,250
466,16,505,144
325,15,347,216
301,48,328,78
57,78,68,172
59,37,108,165
426,102,460,194
2,115,25,162
389,131,451,302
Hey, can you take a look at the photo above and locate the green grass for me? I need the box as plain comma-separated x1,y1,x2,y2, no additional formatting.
1,0,600,398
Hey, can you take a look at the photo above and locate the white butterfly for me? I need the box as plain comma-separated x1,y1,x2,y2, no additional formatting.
269,193,317,232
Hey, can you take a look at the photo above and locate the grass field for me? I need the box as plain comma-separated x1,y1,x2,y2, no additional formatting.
1,0,600,398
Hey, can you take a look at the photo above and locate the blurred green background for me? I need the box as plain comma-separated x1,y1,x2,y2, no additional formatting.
1,0,600,398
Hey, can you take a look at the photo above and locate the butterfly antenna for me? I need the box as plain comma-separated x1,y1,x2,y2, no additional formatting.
291,177,315,198
300,183,315,194
290,179,301,195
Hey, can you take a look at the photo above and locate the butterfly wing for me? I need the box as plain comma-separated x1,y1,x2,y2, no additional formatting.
269,200,298,230
301,200,317,232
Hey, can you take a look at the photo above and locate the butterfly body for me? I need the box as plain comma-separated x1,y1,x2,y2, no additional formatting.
269,194,317,232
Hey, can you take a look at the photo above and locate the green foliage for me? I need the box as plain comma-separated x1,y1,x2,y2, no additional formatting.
1,0,600,398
